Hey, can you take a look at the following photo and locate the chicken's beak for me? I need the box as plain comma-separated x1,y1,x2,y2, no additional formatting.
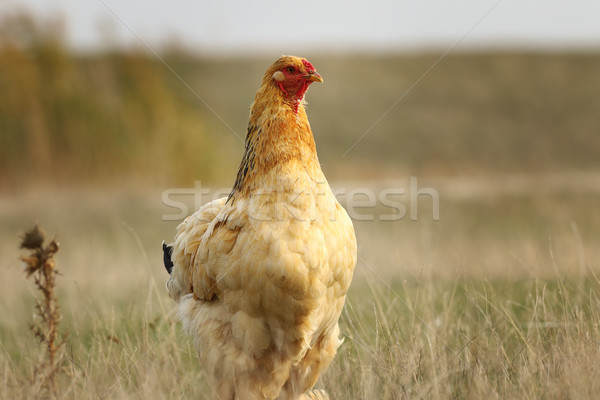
305,72,324,83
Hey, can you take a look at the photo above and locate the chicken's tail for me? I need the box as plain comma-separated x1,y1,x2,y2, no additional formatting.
162,241,174,274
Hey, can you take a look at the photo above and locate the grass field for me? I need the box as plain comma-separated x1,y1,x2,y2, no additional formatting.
1,181,599,399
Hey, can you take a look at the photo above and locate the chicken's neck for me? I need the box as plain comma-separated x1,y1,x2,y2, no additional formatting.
228,88,320,200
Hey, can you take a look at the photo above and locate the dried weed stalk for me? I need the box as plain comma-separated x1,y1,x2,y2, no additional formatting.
20,224,65,398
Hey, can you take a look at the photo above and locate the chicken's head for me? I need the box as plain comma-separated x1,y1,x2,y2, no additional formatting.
267,56,323,103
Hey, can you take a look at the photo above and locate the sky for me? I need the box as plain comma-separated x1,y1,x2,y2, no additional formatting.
2,0,600,53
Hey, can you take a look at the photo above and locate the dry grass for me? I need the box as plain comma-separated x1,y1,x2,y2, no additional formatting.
1,184,599,399
329,277,600,399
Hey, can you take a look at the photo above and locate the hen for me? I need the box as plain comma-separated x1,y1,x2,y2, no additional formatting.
164,56,357,400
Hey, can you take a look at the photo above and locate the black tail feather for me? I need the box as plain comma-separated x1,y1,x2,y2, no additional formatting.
162,241,174,275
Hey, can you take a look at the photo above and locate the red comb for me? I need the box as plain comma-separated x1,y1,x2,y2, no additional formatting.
302,59,316,72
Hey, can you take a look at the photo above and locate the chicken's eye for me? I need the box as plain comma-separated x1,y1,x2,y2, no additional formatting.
286,67,295,73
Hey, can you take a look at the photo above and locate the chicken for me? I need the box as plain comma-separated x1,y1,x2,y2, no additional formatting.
163,56,357,400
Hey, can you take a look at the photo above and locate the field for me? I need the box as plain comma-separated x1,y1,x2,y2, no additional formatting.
2,13,600,400
2,182,600,399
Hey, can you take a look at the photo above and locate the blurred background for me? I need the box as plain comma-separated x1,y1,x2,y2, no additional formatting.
1,0,600,292
2,0,600,187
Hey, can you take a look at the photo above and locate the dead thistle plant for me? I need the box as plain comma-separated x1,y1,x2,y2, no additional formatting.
20,224,65,398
